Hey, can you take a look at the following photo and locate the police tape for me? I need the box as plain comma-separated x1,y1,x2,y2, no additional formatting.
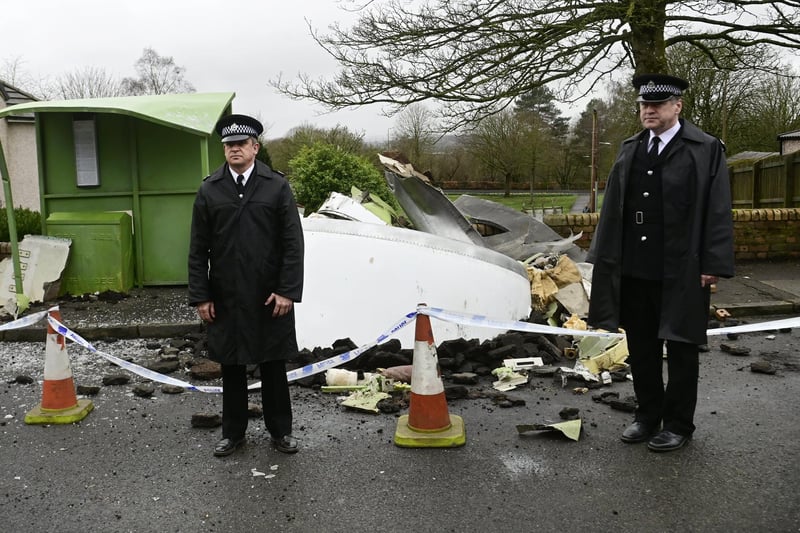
705,315,800,336
0,309,50,330
422,307,800,338
45,309,418,393
420,306,626,338
47,313,222,393
3,305,797,394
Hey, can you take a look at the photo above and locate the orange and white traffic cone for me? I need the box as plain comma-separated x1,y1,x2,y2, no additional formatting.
25,307,93,425
394,305,466,447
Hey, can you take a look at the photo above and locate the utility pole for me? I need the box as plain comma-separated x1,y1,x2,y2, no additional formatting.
589,109,598,213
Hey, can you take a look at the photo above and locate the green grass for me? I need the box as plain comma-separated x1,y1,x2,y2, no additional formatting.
447,193,578,213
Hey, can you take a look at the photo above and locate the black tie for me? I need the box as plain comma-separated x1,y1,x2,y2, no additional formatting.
236,174,245,196
649,136,660,158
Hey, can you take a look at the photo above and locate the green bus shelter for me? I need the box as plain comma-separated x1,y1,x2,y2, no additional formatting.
0,92,233,290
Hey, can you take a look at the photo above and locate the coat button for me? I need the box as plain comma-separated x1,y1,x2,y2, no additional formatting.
641,235,647,241
647,170,654,175
643,192,650,197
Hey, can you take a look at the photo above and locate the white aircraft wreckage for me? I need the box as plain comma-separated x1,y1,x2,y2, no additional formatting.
296,218,532,350
295,154,587,350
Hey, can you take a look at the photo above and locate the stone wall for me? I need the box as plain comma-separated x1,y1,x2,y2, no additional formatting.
544,208,800,261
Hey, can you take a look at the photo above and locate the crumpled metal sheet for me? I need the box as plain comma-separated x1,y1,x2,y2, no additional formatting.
453,195,586,262
384,170,486,247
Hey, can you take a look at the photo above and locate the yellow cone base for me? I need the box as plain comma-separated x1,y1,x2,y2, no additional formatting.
25,399,94,425
394,414,466,448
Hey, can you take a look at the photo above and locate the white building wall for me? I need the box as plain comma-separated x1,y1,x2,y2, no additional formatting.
782,138,800,155
0,100,40,211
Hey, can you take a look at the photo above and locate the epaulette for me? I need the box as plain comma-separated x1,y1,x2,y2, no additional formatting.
705,131,726,153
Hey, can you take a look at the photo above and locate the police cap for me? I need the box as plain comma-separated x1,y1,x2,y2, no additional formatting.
632,74,689,103
215,114,263,143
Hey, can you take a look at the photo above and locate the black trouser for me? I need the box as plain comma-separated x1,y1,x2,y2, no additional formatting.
620,277,699,437
221,360,292,440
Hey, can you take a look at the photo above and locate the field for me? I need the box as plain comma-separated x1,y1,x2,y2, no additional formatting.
446,192,578,213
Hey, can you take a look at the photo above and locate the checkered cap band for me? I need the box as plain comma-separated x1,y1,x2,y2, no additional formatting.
221,123,258,138
639,82,682,97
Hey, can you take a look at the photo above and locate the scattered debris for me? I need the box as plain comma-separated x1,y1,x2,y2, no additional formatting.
715,308,731,320
517,419,582,441
102,374,130,386
0,235,71,316
559,407,580,420
577,335,629,375
750,361,777,375
503,357,544,371
340,389,391,413
132,383,155,398
720,343,752,356
76,384,101,396
527,255,584,313
491,366,528,391
190,413,222,428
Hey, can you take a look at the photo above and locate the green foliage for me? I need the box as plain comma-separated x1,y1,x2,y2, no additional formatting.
256,141,272,168
0,207,43,242
266,124,368,174
289,143,394,214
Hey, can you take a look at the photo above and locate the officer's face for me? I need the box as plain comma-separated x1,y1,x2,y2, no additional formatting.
223,138,259,170
639,98,682,135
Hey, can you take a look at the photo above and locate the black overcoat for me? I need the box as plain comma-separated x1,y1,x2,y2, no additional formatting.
188,160,304,364
587,119,734,344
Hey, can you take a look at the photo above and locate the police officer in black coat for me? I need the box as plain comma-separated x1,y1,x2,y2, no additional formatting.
587,75,734,452
189,114,305,456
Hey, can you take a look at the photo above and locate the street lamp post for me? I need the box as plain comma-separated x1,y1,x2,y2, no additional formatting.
589,109,612,213
590,109,598,212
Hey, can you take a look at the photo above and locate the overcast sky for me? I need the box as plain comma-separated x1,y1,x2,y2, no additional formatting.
1,0,396,141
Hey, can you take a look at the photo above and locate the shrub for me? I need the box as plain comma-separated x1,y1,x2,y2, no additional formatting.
288,143,395,213
0,207,42,242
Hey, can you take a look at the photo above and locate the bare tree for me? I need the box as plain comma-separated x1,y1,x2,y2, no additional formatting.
54,66,124,99
391,103,437,167
121,48,195,95
0,56,53,99
274,0,800,129
1,57,30,88
464,109,531,195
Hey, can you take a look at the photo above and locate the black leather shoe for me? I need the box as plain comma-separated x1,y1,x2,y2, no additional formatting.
621,421,657,443
648,430,690,452
213,437,245,457
273,435,299,454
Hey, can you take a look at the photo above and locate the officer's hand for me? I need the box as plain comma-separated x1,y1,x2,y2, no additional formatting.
197,301,215,323
265,293,293,317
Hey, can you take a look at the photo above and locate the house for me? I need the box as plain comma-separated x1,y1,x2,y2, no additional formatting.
777,129,800,155
0,80,39,210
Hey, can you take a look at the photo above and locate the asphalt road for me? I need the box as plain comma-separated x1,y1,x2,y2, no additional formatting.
1,318,799,533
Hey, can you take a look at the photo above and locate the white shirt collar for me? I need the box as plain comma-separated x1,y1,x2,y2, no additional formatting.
228,164,255,185
649,122,681,153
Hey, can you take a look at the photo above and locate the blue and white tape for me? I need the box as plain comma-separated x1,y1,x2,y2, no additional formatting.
47,313,222,393
421,307,626,338
0,309,50,331
2,305,797,394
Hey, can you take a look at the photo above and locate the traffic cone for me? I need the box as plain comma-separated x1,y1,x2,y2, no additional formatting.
394,305,466,447
25,307,93,425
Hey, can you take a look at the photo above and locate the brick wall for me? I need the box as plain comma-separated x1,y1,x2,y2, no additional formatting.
544,208,800,261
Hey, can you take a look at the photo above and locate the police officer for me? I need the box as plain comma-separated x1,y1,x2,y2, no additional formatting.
587,74,734,452
189,114,305,456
